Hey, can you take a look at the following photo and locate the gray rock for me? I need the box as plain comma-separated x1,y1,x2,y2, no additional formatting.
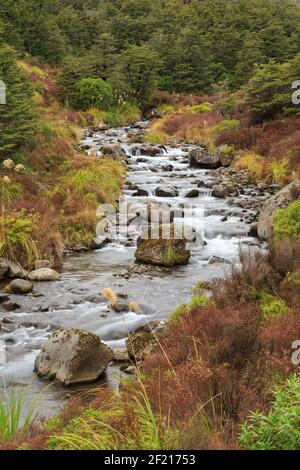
28,268,60,282
8,279,33,294
155,187,178,198
135,224,191,266
257,180,300,240
212,185,229,198
34,328,113,386
0,301,20,312
34,260,52,270
188,147,220,169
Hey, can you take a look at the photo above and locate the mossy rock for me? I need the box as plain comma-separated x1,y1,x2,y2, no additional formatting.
134,224,191,267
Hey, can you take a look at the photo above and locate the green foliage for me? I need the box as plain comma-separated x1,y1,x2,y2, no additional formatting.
218,144,235,157
113,101,141,126
2,0,300,95
168,304,187,327
0,210,39,265
145,130,168,145
268,158,290,184
0,45,36,158
212,119,240,137
190,294,210,309
239,375,300,450
259,291,289,318
189,102,213,114
0,381,41,443
72,78,114,112
114,44,162,104
48,387,169,450
274,201,300,241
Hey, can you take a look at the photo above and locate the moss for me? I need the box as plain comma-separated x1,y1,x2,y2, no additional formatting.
274,200,300,242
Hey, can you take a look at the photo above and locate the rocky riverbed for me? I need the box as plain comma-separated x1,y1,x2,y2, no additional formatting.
0,121,272,417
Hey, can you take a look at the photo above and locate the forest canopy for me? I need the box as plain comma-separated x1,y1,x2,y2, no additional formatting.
1,0,300,98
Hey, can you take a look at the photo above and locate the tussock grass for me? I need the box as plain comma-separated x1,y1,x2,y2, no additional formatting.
0,381,44,445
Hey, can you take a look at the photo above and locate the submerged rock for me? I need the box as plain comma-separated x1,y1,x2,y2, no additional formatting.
185,189,200,198
257,180,300,240
28,268,60,282
34,328,113,386
134,224,191,266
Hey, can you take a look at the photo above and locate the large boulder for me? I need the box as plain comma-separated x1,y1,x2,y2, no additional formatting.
188,147,220,169
34,329,113,386
8,279,33,294
28,268,60,282
258,180,300,240
134,224,191,266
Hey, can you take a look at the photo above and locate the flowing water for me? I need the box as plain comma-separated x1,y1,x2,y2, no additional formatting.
0,122,268,417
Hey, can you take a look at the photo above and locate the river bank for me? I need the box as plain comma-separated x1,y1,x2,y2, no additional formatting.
0,119,273,418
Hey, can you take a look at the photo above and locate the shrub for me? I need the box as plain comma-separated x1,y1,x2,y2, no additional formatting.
274,201,300,241
212,120,240,138
72,78,114,112
239,375,300,450
168,304,188,326
235,153,265,180
259,292,289,318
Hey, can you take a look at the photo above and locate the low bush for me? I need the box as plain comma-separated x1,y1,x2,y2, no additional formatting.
212,120,240,139
239,375,300,450
274,201,300,241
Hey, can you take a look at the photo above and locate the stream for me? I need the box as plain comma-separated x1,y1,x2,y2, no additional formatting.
0,122,269,417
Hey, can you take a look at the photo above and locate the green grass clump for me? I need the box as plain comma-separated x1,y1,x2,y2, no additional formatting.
212,119,240,137
190,102,213,114
1,182,24,203
168,304,187,326
48,387,173,450
58,159,125,205
189,294,210,309
0,210,39,265
218,144,235,157
145,130,169,145
239,375,300,450
114,102,141,126
0,382,41,444
259,291,289,318
274,200,300,241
